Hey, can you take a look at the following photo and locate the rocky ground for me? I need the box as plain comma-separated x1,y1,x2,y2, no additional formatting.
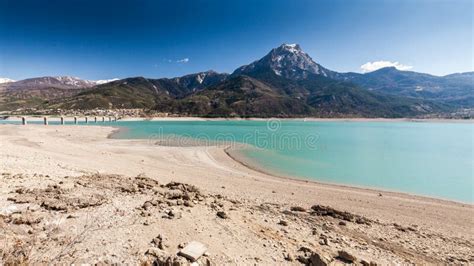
1,172,472,265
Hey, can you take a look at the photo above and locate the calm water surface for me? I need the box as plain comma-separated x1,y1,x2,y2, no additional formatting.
3,119,472,202
111,120,473,203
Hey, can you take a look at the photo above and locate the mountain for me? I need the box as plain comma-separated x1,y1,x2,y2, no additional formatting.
169,71,229,96
48,71,229,110
42,44,451,117
169,75,314,117
0,78,15,84
233,44,336,80
0,76,96,111
335,67,474,107
227,44,447,117
1,76,120,91
2,44,468,117
233,44,471,109
2,76,96,90
161,44,448,117
0,76,132,111
47,77,171,110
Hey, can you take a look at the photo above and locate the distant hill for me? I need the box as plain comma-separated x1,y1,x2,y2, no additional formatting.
0,76,114,111
169,71,229,97
1,44,471,117
169,75,315,117
47,71,229,110
334,67,473,107
47,77,168,110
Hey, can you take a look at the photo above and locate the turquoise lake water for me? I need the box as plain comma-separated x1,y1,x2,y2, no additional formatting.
2,119,473,202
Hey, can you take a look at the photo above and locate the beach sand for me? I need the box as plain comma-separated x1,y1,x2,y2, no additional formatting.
0,124,472,264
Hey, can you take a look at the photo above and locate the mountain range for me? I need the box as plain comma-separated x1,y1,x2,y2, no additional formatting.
0,44,472,117
0,78,16,84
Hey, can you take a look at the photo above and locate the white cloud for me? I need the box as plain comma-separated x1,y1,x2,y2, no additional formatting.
176,58,189,63
360,61,413,73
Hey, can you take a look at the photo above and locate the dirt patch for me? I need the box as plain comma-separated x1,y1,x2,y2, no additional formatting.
1,173,472,265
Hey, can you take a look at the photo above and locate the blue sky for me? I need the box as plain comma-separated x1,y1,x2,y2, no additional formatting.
0,0,472,80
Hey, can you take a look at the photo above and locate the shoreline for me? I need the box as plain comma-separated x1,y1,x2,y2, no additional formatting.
3,120,472,204
224,146,472,206
2,115,473,123
120,117,474,124
111,124,472,205
106,122,472,205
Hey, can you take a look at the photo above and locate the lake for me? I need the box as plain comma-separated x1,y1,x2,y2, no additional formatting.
2,119,472,202
111,120,473,203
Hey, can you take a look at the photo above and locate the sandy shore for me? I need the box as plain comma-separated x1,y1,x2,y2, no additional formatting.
0,124,472,264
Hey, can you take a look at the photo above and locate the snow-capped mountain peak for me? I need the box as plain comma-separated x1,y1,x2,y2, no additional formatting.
0,78,16,84
2,76,98,90
233,43,334,79
269,43,321,77
278,43,302,54
55,76,119,85
55,76,96,86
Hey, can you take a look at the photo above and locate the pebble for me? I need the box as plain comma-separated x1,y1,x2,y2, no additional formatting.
290,206,306,212
216,211,228,219
284,252,294,261
142,201,153,210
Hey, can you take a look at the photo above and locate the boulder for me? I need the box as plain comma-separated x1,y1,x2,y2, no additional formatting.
145,247,168,258
310,252,332,266
337,250,357,263
178,241,208,262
